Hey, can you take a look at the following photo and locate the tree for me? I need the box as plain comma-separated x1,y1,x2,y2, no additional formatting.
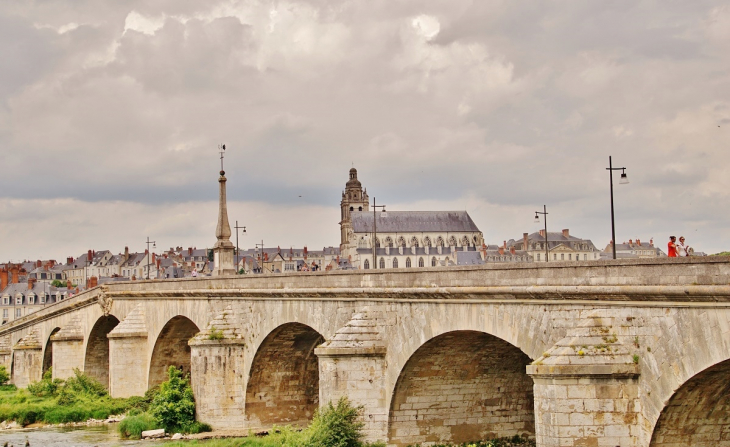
149,366,196,432
0,365,9,386
207,249,214,262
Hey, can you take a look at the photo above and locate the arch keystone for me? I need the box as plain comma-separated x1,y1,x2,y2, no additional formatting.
189,305,247,429
316,310,387,443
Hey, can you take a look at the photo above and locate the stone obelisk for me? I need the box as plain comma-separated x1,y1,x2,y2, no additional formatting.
213,165,236,276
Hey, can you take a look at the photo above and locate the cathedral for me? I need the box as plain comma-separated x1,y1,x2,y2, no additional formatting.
339,168,485,269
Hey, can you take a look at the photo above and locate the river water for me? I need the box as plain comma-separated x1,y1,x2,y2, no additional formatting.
0,425,150,447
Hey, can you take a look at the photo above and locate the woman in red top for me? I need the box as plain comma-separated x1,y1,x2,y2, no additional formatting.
667,236,678,257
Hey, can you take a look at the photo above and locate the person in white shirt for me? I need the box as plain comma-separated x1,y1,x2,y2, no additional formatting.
191,268,198,277
677,236,691,257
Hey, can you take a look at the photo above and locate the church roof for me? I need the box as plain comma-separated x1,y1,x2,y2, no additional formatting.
351,211,480,233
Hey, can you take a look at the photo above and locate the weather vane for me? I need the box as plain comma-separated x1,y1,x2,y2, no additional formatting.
218,143,226,172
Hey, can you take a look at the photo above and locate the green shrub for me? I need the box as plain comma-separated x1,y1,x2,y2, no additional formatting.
304,397,364,447
183,420,213,434
119,412,160,439
0,365,9,386
27,368,63,397
149,366,196,433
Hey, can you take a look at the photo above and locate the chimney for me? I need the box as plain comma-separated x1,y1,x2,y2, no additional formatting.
10,266,19,284
0,268,7,291
156,259,161,269
277,246,281,253
562,229,569,238
628,239,633,245
523,233,529,250
36,260,42,268
637,239,641,246
503,241,507,249
48,259,56,269
124,246,129,257
67,257,74,265
28,277,36,290
188,247,193,256
650,238,654,246
88,250,93,262
87,276,98,289
539,229,546,238
152,253,156,263
498,247,505,255
510,246,516,255
67,280,72,289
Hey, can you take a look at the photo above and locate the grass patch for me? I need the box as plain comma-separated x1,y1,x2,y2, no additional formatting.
118,412,160,439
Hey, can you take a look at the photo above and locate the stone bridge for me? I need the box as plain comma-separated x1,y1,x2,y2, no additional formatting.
1,258,729,447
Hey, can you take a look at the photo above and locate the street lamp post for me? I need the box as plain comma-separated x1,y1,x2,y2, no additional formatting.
255,241,266,273
145,237,156,280
534,205,549,262
606,156,629,260
234,221,246,273
371,197,386,269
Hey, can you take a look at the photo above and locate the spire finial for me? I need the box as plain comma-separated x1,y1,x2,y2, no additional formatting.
218,143,226,174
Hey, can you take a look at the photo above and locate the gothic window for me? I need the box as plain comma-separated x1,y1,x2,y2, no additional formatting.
449,236,457,246
405,257,411,268
418,257,424,267
436,236,444,247
364,259,370,269
462,236,470,247
397,237,406,247
385,237,394,248
431,257,437,267
350,206,354,211
393,258,399,268
375,238,381,248
473,236,479,246
411,237,420,248
423,237,432,247
358,206,362,211
379,258,385,269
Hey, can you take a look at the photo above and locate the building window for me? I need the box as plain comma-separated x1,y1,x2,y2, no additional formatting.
418,257,424,267
2,297,8,305
411,237,420,248
392,258,399,268
349,206,353,211
584,254,587,261
561,254,564,260
553,254,557,260
364,259,369,269
16,308,22,318
423,237,432,247
405,258,411,268
15,295,22,305
379,258,385,269
431,257,437,267
28,295,34,305
568,254,572,260
385,237,394,248
2,309,7,319
536,253,540,261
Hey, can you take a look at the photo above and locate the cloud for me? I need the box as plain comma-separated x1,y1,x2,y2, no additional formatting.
1,0,729,260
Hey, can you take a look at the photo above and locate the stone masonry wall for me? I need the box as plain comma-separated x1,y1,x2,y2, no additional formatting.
148,316,199,388
84,316,119,389
12,349,42,388
650,359,730,446
388,331,534,446
109,335,149,397
190,342,246,429
245,323,324,426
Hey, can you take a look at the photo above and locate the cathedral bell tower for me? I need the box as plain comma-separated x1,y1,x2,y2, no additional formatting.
339,168,369,248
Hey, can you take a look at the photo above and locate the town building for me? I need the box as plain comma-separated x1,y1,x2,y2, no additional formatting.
602,239,666,259
339,168,485,269
507,229,600,262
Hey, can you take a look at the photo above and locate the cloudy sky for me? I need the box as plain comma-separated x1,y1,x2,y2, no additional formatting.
1,0,729,261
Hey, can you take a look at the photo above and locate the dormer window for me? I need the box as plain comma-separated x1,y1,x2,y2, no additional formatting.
28,294,35,305
15,294,23,305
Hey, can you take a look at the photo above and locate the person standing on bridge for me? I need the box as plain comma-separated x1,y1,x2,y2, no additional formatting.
677,236,691,257
668,236,678,257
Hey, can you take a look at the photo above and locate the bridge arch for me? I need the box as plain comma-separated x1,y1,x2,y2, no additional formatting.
245,322,325,427
650,358,730,446
148,315,200,389
85,315,120,389
42,327,61,375
387,330,535,446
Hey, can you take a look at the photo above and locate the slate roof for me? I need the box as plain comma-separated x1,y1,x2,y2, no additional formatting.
351,211,480,233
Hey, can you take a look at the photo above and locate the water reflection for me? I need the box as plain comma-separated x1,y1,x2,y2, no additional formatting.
0,425,148,447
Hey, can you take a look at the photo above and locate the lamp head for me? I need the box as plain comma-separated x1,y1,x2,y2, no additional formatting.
243,226,247,234
153,242,156,249
534,214,540,224
620,171,629,185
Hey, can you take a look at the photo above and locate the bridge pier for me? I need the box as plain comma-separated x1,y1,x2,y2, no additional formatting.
527,312,643,447
50,317,85,380
108,306,149,397
315,312,389,443
187,306,247,429
12,330,43,388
